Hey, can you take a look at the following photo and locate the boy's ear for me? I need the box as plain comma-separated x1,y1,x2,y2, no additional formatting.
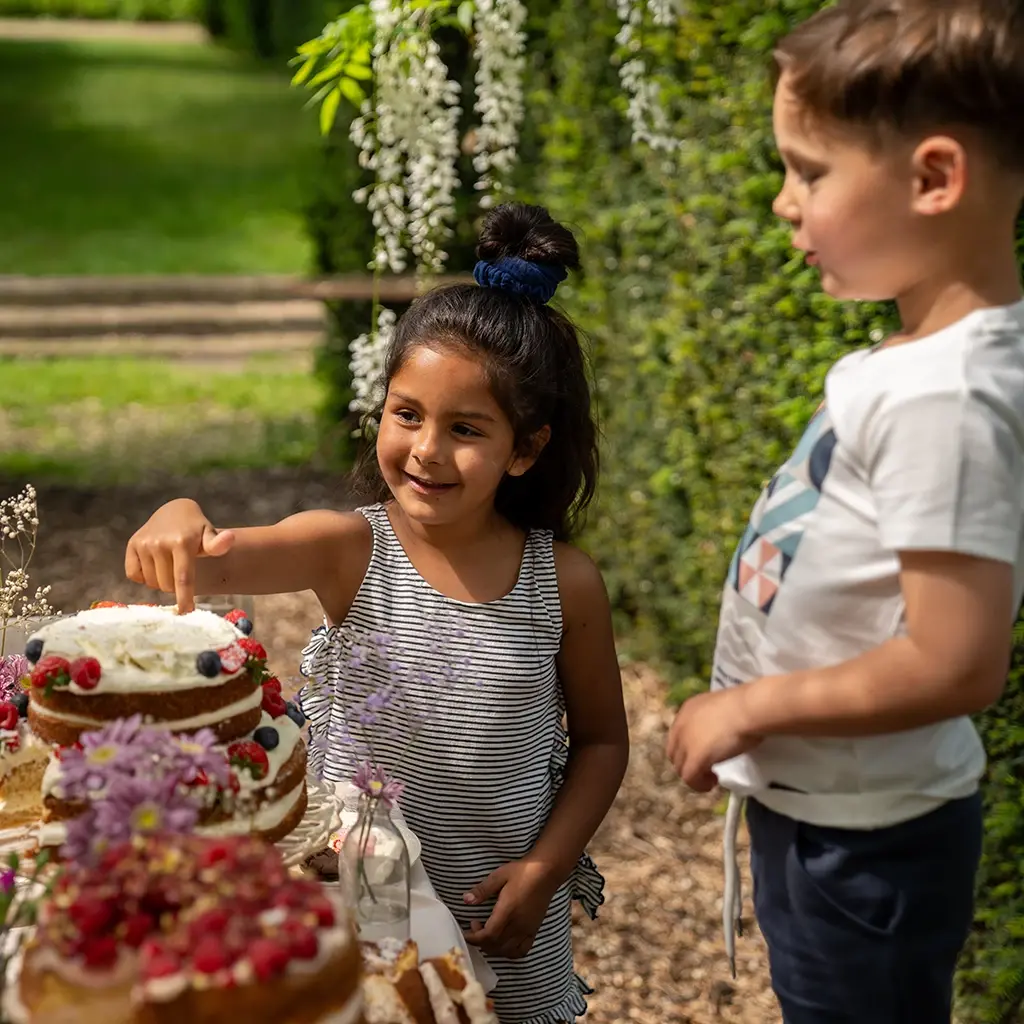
910,135,967,216
508,425,551,477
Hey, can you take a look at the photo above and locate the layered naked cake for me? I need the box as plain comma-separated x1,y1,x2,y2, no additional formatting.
11,833,364,1024
26,605,264,746
17,605,308,848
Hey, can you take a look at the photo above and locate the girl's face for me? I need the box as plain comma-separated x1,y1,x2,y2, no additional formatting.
376,344,545,528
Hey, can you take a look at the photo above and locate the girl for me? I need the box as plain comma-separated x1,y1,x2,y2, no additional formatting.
125,203,630,1024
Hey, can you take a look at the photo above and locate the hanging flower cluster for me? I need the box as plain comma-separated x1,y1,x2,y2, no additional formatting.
614,0,680,152
348,306,397,414
348,0,463,276
471,0,527,207
294,0,529,416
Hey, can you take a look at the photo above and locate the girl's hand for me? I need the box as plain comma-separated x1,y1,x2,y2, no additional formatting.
666,688,763,791
462,858,559,960
125,499,235,613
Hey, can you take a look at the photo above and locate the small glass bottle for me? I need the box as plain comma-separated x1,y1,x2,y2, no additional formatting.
338,793,412,942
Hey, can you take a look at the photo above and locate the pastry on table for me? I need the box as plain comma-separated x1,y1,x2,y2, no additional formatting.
362,938,497,1024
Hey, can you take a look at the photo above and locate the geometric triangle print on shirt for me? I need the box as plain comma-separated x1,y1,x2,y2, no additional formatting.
727,406,837,616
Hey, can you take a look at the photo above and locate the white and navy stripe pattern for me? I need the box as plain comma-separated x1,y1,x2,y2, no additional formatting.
298,504,603,1024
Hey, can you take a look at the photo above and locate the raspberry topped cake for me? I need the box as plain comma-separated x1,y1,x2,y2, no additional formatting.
24,605,265,747
11,833,364,1024
17,605,308,848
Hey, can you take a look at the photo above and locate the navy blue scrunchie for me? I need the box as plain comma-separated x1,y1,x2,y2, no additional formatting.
473,256,567,304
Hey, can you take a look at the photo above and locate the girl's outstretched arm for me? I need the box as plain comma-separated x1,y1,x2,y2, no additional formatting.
125,498,371,617
464,544,628,958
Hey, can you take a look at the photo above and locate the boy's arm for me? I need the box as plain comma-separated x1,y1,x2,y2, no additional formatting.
738,549,1014,737
669,375,1024,789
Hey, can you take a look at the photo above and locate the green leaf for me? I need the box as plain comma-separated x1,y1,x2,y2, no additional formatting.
346,61,374,81
457,0,475,33
290,57,318,87
339,78,368,108
320,87,342,136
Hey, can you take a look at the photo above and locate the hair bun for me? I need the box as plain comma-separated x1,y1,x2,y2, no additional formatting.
476,203,581,273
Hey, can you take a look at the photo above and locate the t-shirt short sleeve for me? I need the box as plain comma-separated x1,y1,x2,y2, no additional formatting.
865,387,1024,563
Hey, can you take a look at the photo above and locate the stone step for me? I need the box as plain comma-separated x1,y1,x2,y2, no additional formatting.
0,273,471,307
0,332,320,361
0,300,327,340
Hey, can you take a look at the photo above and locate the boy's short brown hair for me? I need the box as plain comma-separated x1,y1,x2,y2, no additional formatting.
774,0,1024,171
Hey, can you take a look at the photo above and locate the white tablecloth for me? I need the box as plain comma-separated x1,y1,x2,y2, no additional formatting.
408,858,498,993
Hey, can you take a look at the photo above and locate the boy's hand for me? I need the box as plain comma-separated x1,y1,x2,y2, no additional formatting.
667,689,763,791
125,499,235,613
462,858,559,960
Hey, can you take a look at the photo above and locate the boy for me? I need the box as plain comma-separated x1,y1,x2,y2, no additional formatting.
667,1,1024,1021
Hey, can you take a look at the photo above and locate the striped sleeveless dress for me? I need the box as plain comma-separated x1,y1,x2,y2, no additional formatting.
297,503,604,1024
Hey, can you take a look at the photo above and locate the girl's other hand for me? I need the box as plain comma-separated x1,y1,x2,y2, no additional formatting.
125,498,235,613
462,858,559,960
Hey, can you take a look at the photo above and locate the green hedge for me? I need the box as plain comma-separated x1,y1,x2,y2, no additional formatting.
200,0,340,57
0,0,196,17
304,2,1024,1017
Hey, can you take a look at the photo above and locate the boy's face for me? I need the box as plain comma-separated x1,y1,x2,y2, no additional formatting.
771,73,924,302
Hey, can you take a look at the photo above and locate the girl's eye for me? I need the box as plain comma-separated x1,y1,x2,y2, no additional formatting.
394,409,419,423
452,423,482,438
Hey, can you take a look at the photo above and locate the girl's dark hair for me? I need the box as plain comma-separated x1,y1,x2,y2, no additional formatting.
352,202,598,542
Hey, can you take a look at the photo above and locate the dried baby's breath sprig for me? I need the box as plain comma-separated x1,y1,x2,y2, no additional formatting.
0,485,56,659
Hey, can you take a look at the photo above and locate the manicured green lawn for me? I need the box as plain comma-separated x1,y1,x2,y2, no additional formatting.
0,37,321,274
0,355,325,481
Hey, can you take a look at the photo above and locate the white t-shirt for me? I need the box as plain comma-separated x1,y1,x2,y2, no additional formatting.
712,300,1024,828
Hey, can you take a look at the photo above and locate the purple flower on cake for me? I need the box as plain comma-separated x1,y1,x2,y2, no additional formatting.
0,654,27,702
59,714,158,793
0,868,15,896
58,715,232,865
169,727,231,788
96,777,199,838
352,760,405,809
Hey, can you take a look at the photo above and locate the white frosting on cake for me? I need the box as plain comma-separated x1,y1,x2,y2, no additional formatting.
40,710,302,800
28,606,245,694
38,779,305,848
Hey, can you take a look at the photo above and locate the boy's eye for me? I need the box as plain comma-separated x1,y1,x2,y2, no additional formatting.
797,165,826,185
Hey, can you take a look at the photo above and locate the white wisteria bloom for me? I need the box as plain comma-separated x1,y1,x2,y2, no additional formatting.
472,0,527,206
350,0,462,275
349,306,398,415
614,0,680,152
